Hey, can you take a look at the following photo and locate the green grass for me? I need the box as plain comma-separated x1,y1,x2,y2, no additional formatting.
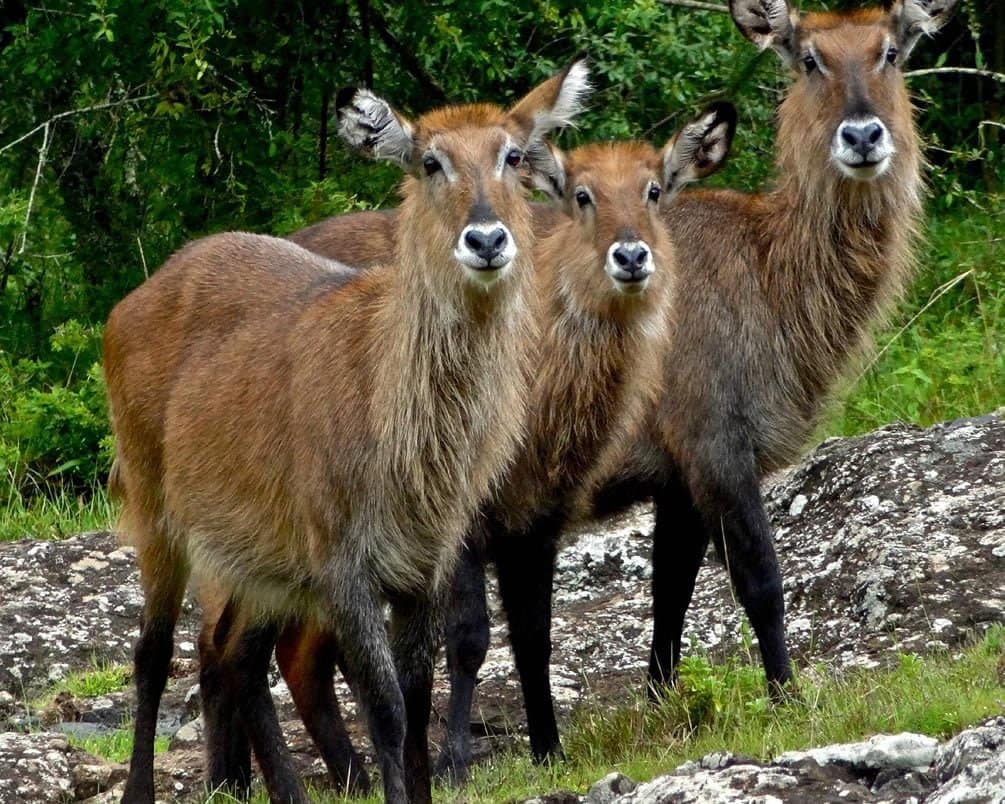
32,659,131,710
825,199,1005,437
222,626,1004,803
67,728,169,764
0,483,115,542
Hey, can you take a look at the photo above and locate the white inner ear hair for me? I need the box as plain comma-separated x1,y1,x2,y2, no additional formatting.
339,90,414,163
531,61,592,142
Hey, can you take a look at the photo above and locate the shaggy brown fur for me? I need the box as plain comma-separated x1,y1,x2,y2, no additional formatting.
228,106,737,786
105,61,590,804
594,0,956,705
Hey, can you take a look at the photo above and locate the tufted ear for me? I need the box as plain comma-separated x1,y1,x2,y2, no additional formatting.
891,0,959,62
523,141,567,200
507,56,591,149
336,88,416,167
661,102,737,196
729,0,797,65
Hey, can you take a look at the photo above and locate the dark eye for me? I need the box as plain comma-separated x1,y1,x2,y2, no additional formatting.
423,155,442,176
505,148,523,168
575,189,592,208
802,53,817,74
885,45,898,65
647,184,662,203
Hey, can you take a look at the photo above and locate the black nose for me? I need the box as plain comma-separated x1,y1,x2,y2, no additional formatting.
841,121,884,156
612,243,650,277
464,227,508,264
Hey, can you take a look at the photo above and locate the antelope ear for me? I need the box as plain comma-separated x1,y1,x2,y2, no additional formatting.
892,0,959,61
508,55,591,148
523,141,567,200
661,102,737,196
729,0,797,65
336,88,416,167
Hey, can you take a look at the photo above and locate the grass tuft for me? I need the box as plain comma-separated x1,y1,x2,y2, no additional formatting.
67,727,169,763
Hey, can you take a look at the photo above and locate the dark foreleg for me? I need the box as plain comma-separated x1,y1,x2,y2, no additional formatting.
390,594,442,804
648,472,710,697
492,515,563,764
433,539,490,784
330,573,409,804
688,456,792,693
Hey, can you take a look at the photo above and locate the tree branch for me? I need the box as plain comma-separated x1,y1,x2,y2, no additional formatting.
19,121,51,254
0,93,157,156
905,66,1005,84
659,0,730,13
367,5,448,103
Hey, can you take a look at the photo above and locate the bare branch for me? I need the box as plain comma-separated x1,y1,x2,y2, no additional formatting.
0,93,157,157
19,122,51,254
905,66,1005,84
659,0,730,13
136,235,149,279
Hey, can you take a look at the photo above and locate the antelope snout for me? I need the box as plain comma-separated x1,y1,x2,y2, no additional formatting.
831,116,894,180
454,222,517,284
606,240,654,294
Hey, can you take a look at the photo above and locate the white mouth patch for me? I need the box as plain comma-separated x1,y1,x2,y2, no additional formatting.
454,222,518,285
605,240,654,294
831,115,895,180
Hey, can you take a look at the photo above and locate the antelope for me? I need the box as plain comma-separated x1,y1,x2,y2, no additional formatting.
588,0,958,712
103,59,590,804
194,104,736,790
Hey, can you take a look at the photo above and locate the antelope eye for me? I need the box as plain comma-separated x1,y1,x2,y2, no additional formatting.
802,53,817,74
505,148,523,167
647,184,662,203
885,45,899,65
575,189,592,208
423,155,442,176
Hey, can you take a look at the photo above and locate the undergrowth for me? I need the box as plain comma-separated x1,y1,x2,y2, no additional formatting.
826,198,1004,437
221,626,1004,803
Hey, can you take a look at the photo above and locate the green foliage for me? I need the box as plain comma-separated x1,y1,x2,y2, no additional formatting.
0,321,110,497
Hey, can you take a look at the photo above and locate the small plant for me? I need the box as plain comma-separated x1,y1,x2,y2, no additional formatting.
34,658,130,709
68,728,168,764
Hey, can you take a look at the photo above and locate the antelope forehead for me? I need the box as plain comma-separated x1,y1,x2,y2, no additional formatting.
424,129,515,170
804,25,888,65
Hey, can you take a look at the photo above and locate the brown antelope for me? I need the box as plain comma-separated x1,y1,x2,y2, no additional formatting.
103,59,590,804
194,104,736,790
589,0,958,712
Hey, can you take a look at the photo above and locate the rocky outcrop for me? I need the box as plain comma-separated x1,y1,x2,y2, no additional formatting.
0,413,1003,801
561,719,1005,803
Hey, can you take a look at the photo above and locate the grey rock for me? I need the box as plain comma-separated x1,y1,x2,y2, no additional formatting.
925,750,1005,803
169,715,202,749
932,716,1005,782
71,761,126,800
0,732,73,803
776,732,939,773
0,533,201,697
587,772,637,803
